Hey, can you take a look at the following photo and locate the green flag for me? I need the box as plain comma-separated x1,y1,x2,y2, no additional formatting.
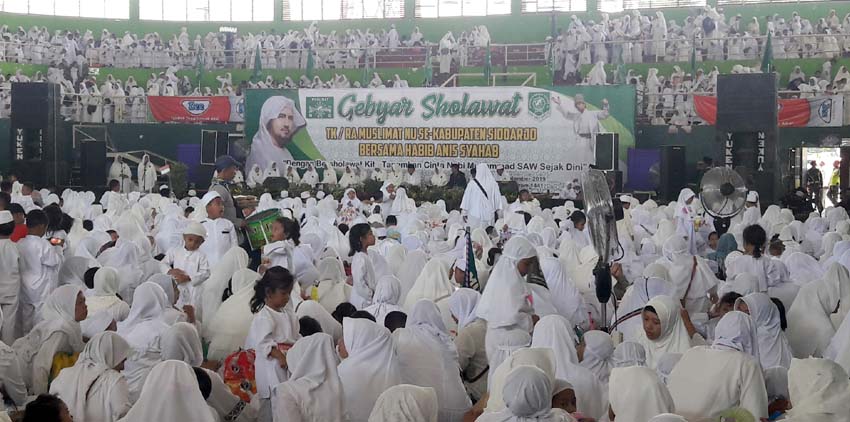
424,46,433,86
484,41,492,84
761,31,773,73
251,44,262,82
306,47,315,79
547,41,555,79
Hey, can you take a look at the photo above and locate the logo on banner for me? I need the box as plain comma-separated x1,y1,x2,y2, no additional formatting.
306,97,334,119
818,99,833,124
181,100,212,115
528,92,550,120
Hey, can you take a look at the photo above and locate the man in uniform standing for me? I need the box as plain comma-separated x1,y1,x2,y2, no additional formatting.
806,160,824,213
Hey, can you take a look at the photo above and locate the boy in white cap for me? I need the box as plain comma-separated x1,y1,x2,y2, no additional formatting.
0,210,21,342
17,209,63,334
199,191,237,263
162,221,210,312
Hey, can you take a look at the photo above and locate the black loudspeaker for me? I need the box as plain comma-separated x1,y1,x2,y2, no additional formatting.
81,141,107,187
263,177,290,193
603,170,623,193
595,133,619,171
716,73,778,132
659,145,687,202
201,130,230,165
9,83,65,187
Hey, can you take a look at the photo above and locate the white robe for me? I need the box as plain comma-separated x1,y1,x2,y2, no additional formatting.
273,333,344,422
609,366,675,421
117,282,170,403
117,360,216,422
244,304,299,399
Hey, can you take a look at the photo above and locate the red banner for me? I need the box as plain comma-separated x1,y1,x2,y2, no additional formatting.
693,95,843,128
148,96,232,123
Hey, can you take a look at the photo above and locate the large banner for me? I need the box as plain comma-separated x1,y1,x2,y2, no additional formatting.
148,96,235,123
694,95,844,128
244,86,635,192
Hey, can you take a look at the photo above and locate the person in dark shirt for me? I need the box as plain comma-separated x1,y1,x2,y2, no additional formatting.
805,160,824,213
446,163,467,189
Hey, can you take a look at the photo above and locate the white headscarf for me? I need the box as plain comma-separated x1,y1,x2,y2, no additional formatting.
295,300,343,343
14,285,85,366
200,246,249,336
580,330,614,384
787,274,840,358
712,311,760,360
117,282,167,333
784,358,850,421
661,235,718,303
478,365,573,422
636,295,693,368
206,269,260,360
609,366,675,422
825,308,850,374
246,96,306,173
738,293,793,369
485,348,556,413
403,258,455,311
59,256,98,287
368,384,439,422
119,360,216,422
160,322,203,366
337,318,402,422
448,288,481,330
49,332,130,422
274,333,343,422
476,236,536,329
540,257,587,327
785,252,825,285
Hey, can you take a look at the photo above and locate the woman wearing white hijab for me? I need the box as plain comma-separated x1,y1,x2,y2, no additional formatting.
147,274,189,326
12,285,86,395
301,165,320,187
263,162,281,180
668,311,768,420
86,267,130,323
295,300,343,343
50,332,131,422
246,96,307,174
540,257,588,329
206,268,259,360
118,360,216,422
338,318,402,422
783,358,850,422
736,292,793,369
460,163,503,229
531,315,607,420
368,384,439,422
363,275,404,326
200,246,249,336
247,164,265,188
822,260,850,328
117,282,171,402
658,235,718,316
274,333,343,422
478,365,575,422
786,265,842,358
137,154,157,193
636,295,696,369
826,308,850,374
673,188,698,252
403,258,457,331
448,288,488,402
395,299,471,421
315,257,351,313
608,366,675,422
0,308,27,408
612,276,674,343
160,322,257,422
579,330,614,386
477,236,537,379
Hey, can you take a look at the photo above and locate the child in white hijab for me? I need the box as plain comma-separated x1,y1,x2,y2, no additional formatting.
49,332,131,422
477,365,575,422
118,360,216,422
368,384,439,422
608,366,675,422
783,358,850,421
273,333,343,422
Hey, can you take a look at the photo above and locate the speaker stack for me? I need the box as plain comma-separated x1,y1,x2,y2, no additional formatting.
595,133,622,193
9,83,67,187
659,145,687,202
715,73,779,203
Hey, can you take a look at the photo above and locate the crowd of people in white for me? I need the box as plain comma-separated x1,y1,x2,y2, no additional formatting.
1,159,850,422
551,5,850,82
